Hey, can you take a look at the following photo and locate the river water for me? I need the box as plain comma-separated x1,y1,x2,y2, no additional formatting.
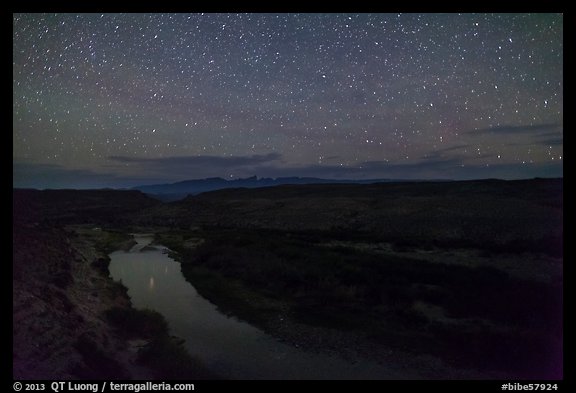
108,234,402,379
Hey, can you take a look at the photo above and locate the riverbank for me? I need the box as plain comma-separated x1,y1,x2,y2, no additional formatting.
13,224,214,379
14,223,138,378
157,227,562,379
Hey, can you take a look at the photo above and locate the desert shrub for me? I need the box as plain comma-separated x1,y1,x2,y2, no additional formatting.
92,256,111,274
95,230,135,254
168,227,561,377
104,307,168,338
103,306,219,379
138,337,216,379
73,334,129,379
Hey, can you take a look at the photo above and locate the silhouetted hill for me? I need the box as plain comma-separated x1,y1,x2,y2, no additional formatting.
133,176,430,201
132,178,563,256
13,189,160,226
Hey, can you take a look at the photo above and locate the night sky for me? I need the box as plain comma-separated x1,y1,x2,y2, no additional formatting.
13,13,563,189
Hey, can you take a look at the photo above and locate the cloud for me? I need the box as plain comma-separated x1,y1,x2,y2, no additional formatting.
14,152,563,190
108,153,282,168
15,154,285,189
254,157,562,181
13,162,166,189
537,130,563,138
105,153,283,180
360,156,463,172
434,144,471,153
536,138,564,146
467,123,562,135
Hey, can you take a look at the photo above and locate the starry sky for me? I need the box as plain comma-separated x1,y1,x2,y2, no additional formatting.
13,13,563,189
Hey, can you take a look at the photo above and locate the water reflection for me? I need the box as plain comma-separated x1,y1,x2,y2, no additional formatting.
108,234,403,380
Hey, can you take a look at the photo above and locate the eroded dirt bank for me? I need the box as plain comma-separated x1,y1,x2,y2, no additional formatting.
13,224,151,379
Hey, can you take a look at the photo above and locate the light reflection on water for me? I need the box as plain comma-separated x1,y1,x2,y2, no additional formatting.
108,234,404,380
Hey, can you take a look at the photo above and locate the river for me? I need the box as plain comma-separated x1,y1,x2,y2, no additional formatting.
108,234,403,379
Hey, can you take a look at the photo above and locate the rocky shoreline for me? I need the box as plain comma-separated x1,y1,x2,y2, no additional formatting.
262,306,501,379
13,225,154,379
189,271,496,380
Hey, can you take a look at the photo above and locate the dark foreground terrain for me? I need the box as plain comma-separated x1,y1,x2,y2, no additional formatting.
13,178,563,379
13,190,214,379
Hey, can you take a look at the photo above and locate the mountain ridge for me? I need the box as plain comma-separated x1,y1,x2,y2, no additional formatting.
133,176,451,201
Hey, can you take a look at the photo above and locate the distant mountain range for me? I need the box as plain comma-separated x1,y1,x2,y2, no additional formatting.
133,176,447,201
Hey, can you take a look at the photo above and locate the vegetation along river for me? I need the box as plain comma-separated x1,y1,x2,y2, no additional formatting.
108,233,406,380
